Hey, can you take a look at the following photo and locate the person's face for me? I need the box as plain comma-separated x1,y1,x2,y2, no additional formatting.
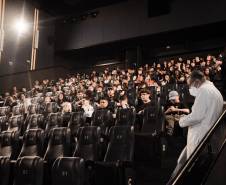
120,98,128,106
59,94,64,100
21,94,25,100
191,63,195,67
201,61,206,67
141,93,150,103
205,68,210,75
52,86,57,92
165,75,170,81
83,99,90,106
108,89,115,97
44,97,51,103
207,55,212,61
77,92,83,99
100,100,108,108
175,70,179,75
195,57,200,62
138,70,142,75
97,87,103,93
88,86,94,91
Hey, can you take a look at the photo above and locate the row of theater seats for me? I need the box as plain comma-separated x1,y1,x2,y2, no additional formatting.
0,87,170,185
1,100,165,136
0,125,134,185
0,106,165,160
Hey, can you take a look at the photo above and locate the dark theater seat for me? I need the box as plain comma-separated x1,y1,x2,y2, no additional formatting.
92,109,113,135
0,116,8,132
0,130,20,159
52,157,85,185
44,127,71,163
18,129,44,158
44,127,71,185
73,126,101,161
45,113,63,133
68,112,86,137
26,114,45,130
8,115,24,135
14,156,44,185
115,107,136,126
0,156,10,185
93,126,135,185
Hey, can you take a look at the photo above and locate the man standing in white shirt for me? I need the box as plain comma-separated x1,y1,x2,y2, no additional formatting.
176,70,224,168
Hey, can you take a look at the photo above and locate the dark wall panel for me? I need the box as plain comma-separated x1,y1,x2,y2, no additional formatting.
56,0,226,51
0,67,70,93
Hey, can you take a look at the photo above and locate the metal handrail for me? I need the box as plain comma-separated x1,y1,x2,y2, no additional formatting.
168,109,226,185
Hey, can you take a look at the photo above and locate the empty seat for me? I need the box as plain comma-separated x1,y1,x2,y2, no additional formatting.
74,126,101,161
141,106,163,134
45,102,58,114
44,127,71,163
27,104,40,115
45,113,63,133
68,112,86,137
92,109,113,135
52,157,85,185
93,126,135,185
26,114,45,130
61,112,72,127
104,126,134,162
127,88,138,106
18,129,44,158
14,156,44,185
0,116,8,132
8,115,24,135
0,156,10,185
0,106,10,116
12,105,24,116
115,108,136,126
43,127,71,185
31,96,44,104
0,131,20,159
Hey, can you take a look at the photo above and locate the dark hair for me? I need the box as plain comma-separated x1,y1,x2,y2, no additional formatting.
190,70,205,81
139,88,151,96
190,70,205,84
99,96,108,102
119,95,127,101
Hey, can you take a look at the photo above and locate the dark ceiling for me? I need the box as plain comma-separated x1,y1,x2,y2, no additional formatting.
30,0,127,15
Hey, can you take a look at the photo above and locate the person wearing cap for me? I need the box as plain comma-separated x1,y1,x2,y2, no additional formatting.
164,90,190,136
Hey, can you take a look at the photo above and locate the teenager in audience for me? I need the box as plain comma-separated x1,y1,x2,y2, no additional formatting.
164,90,190,136
137,89,152,114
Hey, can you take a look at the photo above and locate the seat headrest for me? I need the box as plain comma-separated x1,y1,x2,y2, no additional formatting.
23,129,44,146
0,131,19,146
49,128,71,145
0,106,10,116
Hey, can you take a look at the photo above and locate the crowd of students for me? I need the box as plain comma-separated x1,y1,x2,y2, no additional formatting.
0,54,224,134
